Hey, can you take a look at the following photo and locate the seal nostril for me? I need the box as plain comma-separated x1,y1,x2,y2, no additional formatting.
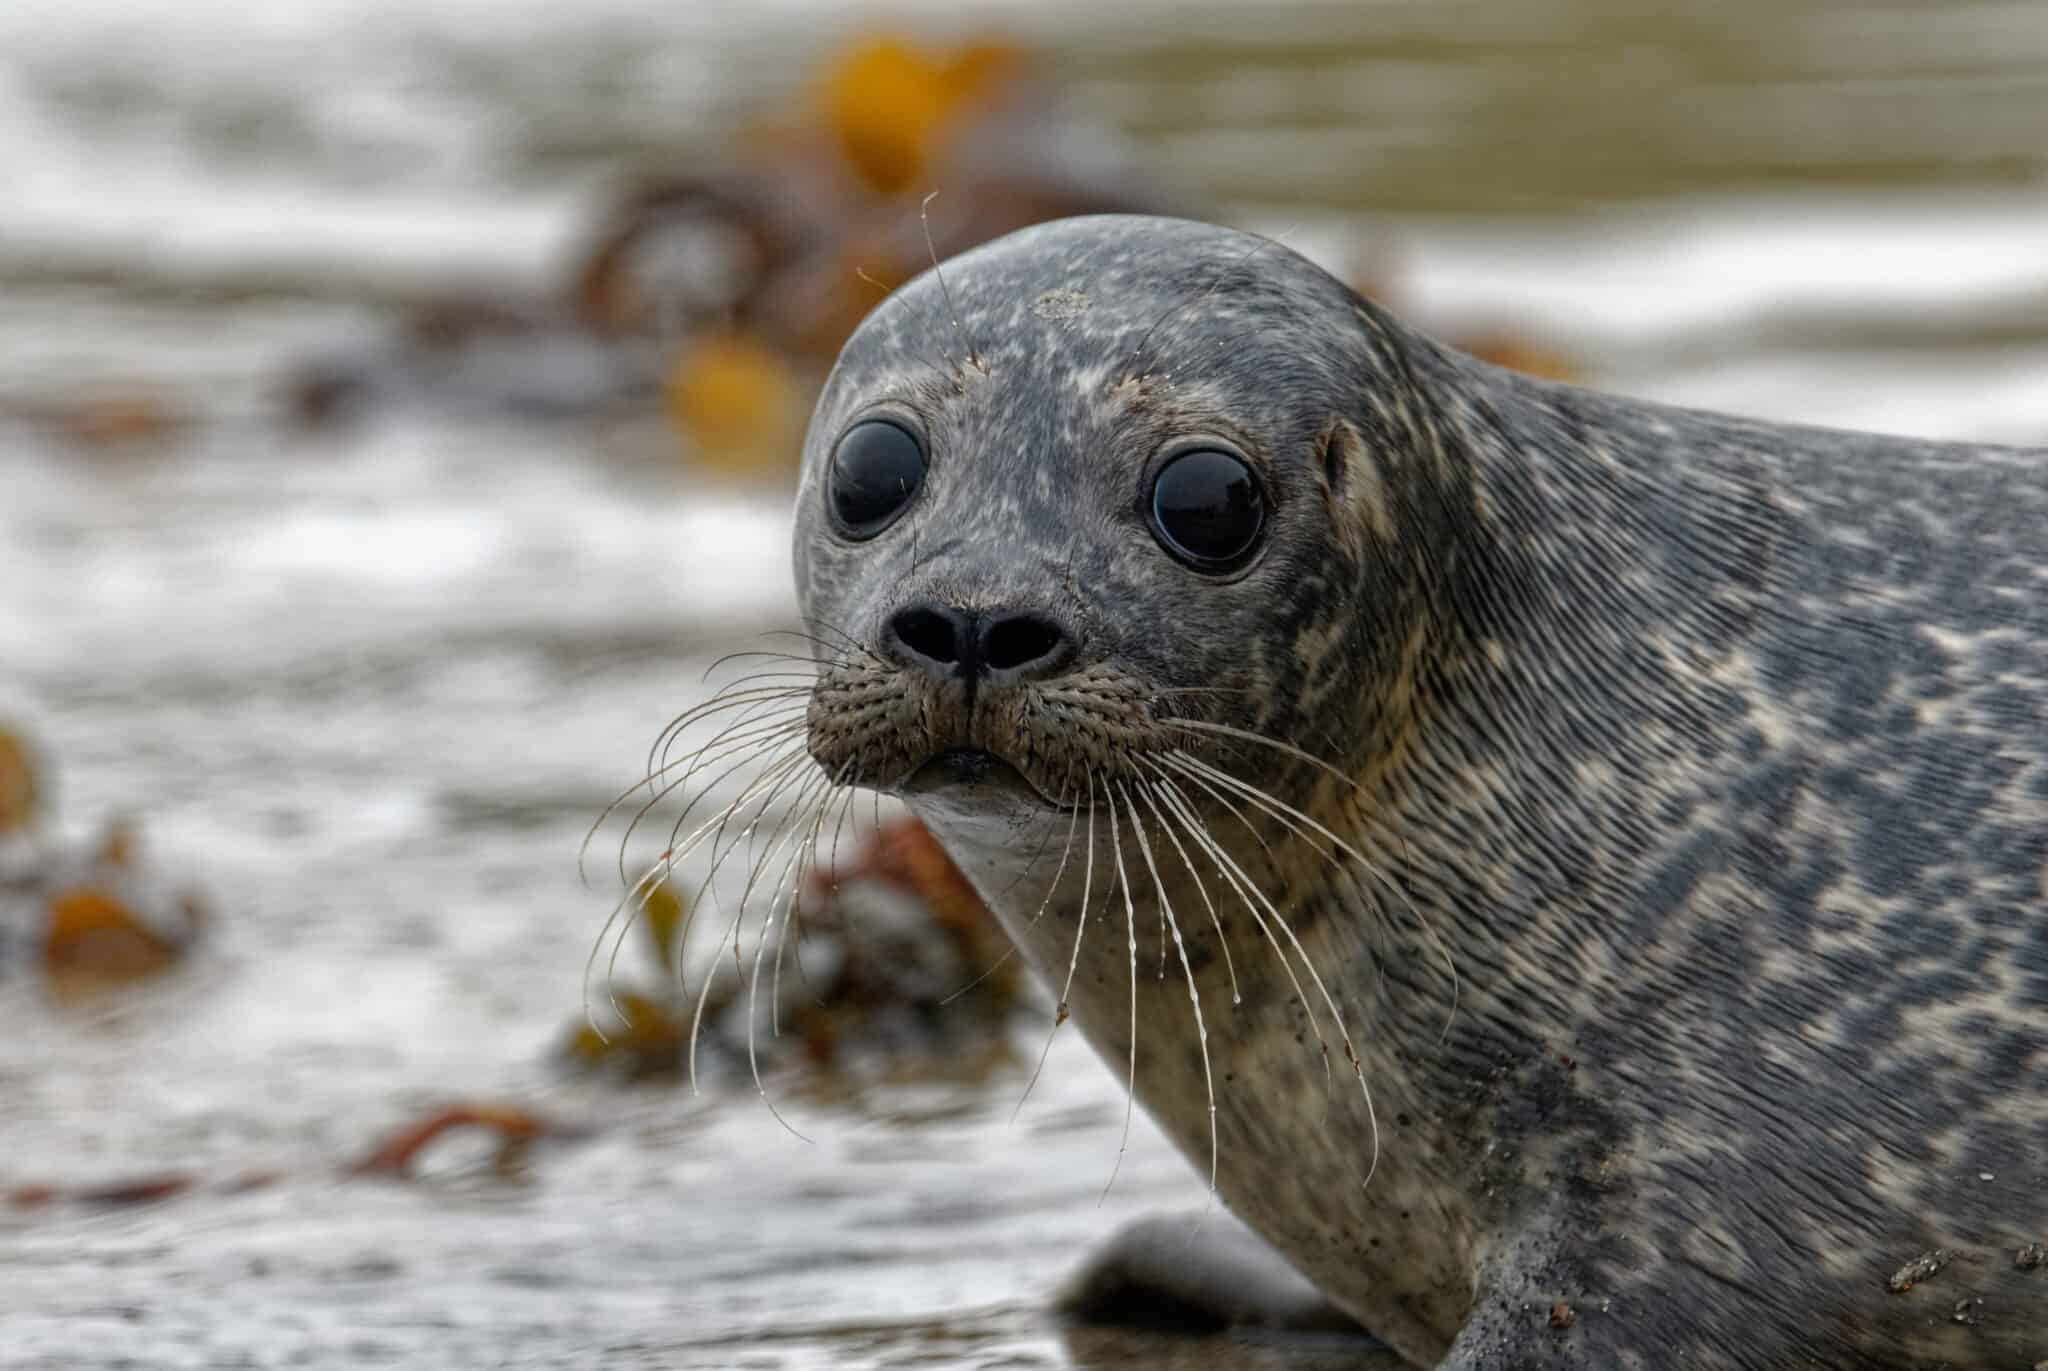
983,613,1068,674
890,607,964,667
886,604,1069,681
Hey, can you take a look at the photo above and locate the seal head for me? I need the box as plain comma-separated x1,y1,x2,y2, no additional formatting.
795,217,1442,814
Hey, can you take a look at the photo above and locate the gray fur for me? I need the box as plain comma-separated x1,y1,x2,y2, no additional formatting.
792,215,2048,1369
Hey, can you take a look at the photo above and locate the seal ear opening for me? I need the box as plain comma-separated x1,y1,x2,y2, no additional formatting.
1318,417,1388,556
1319,421,1349,500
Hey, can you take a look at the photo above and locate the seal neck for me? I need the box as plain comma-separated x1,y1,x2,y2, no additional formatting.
1340,337,1790,1044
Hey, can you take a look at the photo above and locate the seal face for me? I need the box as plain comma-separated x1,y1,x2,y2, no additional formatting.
792,215,2048,1368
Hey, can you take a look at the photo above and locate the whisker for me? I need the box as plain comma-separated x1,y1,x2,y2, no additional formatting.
721,777,837,1063
1152,745,1412,1070
653,684,812,768
624,747,810,961
742,769,845,1142
989,792,1072,902
919,191,982,372
737,761,833,918
1133,778,1239,1005
1101,786,1139,1204
643,678,816,786
693,665,821,695
1145,766,1334,1100
686,752,824,937
614,737,815,1016
1147,760,1358,1142
584,736,809,1038
654,700,811,796
623,709,811,883
638,706,811,835
653,683,816,758
663,684,806,758
762,624,876,663
1163,719,1458,1042
663,738,813,884
687,762,833,1094
777,784,861,1019
1162,717,1357,793
1120,779,1218,1198
939,784,1080,1006
855,264,895,301
698,648,830,680
1015,773,1096,1122
1158,752,1381,1188
1158,755,1283,876
578,689,810,886
685,896,748,1096
666,749,821,996
582,621,904,1116
585,770,693,890
822,783,862,889
582,850,679,1041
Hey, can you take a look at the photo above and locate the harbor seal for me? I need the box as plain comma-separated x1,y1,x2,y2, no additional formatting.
789,215,2048,1368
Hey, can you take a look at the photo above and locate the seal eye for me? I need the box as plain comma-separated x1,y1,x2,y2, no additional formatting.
828,419,926,539
1148,448,1265,569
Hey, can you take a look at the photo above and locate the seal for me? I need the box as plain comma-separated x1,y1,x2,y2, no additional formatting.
786,214,2048,1368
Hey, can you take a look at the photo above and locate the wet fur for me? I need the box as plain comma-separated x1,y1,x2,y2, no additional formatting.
789,215,2048,1368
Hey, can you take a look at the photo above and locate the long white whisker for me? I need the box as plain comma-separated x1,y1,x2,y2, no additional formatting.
1145,766,1334,1101
1015,773,1096,1122
764,765,849,1034
674,745,816,908
942,782,1082,1006
778,785,861,1016
1160,753,1380,1188
656,692,812,786
696,651,828,681
651,701,812,818
1133,780,1239,1005
583,849,681,1040
606,737,815,1016
735,761,830,919
1120,779,1218,1199
620,708,811,883
1168,721,1457,1021
578,690,810,885
687,763,832,1094
654,735,810,879
743,771,843,1142
584,739,812,1038
1101,787,1139,1204
639,677,813,792
667,747,820,1006
1165,715,1458,1038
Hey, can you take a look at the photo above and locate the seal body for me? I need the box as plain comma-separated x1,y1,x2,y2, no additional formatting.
791,215,2048,1368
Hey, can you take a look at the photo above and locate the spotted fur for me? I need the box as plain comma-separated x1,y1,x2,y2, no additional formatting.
792,215,2048,1369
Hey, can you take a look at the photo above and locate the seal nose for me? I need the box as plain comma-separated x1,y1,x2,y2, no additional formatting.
883,603,1074,684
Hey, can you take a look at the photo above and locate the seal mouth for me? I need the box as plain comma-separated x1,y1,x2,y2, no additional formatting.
900,746,1073,809
807,660,1170,811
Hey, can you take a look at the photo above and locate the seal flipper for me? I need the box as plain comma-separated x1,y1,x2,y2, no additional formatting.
1056,1210,1381,1339
1424,1208,1605,1371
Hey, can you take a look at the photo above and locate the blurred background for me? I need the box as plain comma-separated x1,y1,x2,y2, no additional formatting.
2,1,2045,1367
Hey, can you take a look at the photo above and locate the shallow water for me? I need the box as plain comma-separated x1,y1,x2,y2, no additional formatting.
2,2,2046,1368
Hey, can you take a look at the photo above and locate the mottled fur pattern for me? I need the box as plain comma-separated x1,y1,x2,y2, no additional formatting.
791,215,2048,1369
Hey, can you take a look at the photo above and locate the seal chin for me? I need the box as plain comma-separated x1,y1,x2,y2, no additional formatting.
900,747,1062,809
